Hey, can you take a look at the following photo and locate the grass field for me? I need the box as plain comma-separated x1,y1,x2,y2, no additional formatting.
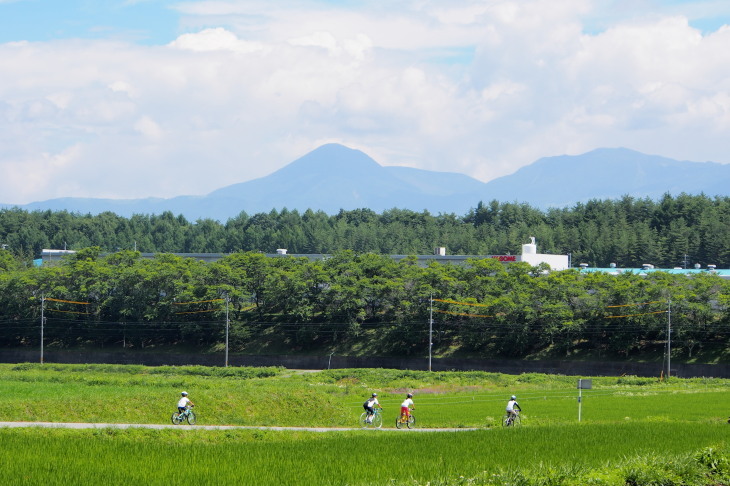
0,363,728,485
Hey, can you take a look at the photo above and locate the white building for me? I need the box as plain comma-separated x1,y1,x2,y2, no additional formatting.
516,237,570,270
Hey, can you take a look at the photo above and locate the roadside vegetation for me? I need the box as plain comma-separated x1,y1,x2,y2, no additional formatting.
0,364,728,485
1,246,728,362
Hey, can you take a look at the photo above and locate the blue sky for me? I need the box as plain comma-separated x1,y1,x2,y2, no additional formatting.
0,1,181,44
1,0,729,204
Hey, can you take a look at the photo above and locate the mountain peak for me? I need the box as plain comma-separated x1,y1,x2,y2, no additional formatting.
283,143,382,174
8,145,729,221
485,147,729,207
308,142,359,155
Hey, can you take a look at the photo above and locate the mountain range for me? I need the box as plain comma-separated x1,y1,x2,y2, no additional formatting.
4,144,729,221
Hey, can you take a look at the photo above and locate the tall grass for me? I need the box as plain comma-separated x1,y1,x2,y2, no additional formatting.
0,423,727,485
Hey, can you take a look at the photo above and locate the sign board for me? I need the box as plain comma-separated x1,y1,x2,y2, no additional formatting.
490,255,517,262
577,379,592,389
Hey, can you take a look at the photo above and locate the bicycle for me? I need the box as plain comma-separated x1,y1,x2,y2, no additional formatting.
171,406,196,425
359,408,383,429
503,410,521,427
395,411,416,429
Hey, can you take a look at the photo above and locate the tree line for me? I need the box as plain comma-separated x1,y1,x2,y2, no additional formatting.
0,193,728,268
1,248,727,360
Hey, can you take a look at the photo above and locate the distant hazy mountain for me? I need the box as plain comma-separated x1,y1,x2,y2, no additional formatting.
5,144,730,221
483,147,730,207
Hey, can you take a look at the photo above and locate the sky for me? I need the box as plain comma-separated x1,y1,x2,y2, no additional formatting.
1,0,729,204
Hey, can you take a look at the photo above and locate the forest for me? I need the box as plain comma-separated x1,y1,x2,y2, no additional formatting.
0,193,729,268
1,246,728,361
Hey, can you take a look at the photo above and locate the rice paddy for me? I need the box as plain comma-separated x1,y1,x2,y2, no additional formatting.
0,363,728,485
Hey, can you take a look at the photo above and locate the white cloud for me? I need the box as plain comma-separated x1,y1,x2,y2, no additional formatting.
289,31,338,52
169,27,268,53
109,80,131,93
134,115,164,140
2,144,85,203
0,0,728,206
481,81,526,102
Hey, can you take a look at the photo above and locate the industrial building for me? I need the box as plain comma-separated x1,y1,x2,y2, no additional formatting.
39,239,729,278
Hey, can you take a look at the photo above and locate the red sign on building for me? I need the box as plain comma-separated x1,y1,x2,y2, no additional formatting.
490,255,517,262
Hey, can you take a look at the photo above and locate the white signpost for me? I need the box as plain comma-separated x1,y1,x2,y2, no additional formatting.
577,378,592,422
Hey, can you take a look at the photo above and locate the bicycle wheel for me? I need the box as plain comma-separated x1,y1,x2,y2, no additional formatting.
171,412,182,425
406,414,416,429
371,412,383,429
186,411,197,425
503,414,520,427
395,415,404,429
360,412,370,428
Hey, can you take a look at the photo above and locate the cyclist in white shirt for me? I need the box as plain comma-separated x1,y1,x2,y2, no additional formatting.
506,395,521,420
363,393,382,423
177,391,194,414
400,393,415,422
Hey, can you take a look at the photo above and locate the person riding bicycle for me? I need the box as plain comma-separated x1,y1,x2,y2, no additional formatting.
177,391,195,414
363,393,382,424
400,393,415,422
506,395,521,422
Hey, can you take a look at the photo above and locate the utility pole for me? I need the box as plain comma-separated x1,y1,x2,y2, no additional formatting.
666,299,672,379
225,295,230,367
428,293,433,371
40,294,45,364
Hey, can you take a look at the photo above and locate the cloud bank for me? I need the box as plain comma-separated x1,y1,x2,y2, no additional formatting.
0,0,729,204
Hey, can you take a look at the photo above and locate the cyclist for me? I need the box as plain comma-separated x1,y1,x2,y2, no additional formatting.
400,393,415,422
506,395,521,424
363,393,382,424
177,391,195,415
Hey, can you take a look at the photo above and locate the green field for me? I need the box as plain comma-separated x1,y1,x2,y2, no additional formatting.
1,364,728,485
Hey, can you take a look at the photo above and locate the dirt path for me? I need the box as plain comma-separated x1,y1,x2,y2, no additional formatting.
0,421,478,432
